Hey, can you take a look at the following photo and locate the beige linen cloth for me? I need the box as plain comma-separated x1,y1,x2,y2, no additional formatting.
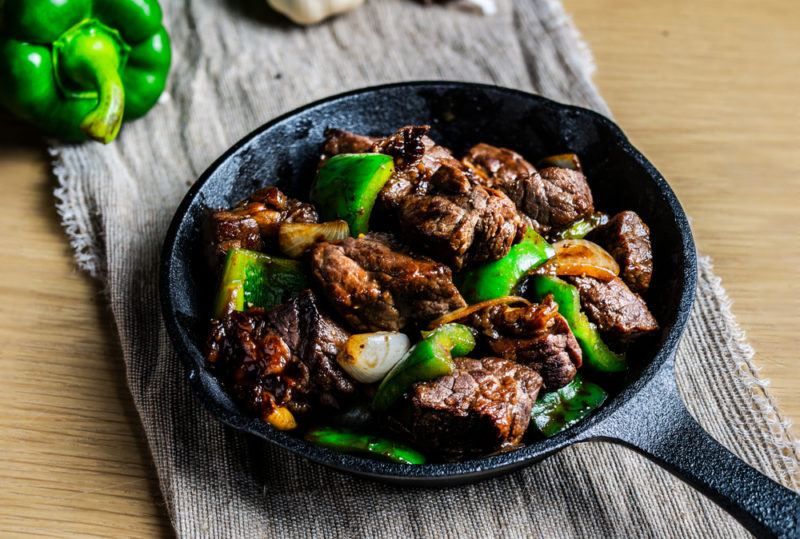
51,0,798,536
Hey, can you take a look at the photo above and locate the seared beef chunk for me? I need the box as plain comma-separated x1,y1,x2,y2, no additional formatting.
376,127,525,269
536,167,595,230
395,162,524,269
464,144,595,235
463,143,539,213
206,290,354,419
322,128,377,157
266,291,355,409
206,186,318,267
464,296,582,390
398,357,542,458
565,276,658,343
309,233,466,332
586,211,653,294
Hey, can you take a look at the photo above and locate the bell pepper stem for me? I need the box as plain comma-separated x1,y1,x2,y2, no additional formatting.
79,65,125,143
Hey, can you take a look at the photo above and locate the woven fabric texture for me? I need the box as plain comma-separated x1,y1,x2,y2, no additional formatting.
51,0,798,536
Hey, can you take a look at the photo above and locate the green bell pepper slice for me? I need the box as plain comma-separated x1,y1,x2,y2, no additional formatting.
532,373,608,437
372,323,476,411
305,427,426,465
527,275,626,373
459,227,555,303
214,248,308,318
552,213,610,241
310,153,395,236
0,0,171,143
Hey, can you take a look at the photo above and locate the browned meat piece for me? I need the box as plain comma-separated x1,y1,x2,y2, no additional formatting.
463,143,539,211
266,291,355,409
372,125,463,211
565,276,659,343
536,167,595,230
395,162,524,269
464,296,582,390
371,127,525,269
322,128,377,157
206,186,318,267
309,233,466,332
397,357,542,458
464,143,595,235
206,290,354,420
204,212,262,266
586,210,653,294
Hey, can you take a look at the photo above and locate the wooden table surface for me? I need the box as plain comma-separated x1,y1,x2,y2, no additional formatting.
1,1,797,536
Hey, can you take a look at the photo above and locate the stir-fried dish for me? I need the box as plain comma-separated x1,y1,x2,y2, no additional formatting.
203,125,659,464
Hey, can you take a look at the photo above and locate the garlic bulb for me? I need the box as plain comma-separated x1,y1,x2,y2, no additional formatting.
268,0,366,25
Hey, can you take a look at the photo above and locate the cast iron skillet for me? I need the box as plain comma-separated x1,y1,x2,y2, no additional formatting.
161,82,799,537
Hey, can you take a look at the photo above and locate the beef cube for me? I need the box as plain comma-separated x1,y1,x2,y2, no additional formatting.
266,291,355,409
464,296,582,390
322,128,377,157
463,143,539,212
206,186,318,267
309,233,466,332
399,357,542,457
565,276,658,343
586,210,653,294
206,290,354,419
536,167,595,230
372,125,464,211
395,162,524,269
464,143,595,235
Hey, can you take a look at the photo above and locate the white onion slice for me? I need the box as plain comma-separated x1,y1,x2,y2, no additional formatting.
427,296,531,329
337,332,411,384
278,220,350,258
537,239,619,281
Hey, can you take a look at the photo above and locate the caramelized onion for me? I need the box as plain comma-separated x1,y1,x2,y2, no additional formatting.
536,239,619,281
278,220,350,257
428,296,531,329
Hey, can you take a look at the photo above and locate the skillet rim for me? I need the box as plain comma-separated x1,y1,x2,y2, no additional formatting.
159,81,698,481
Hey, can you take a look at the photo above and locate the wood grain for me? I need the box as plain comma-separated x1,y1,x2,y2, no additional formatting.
0,0,797,535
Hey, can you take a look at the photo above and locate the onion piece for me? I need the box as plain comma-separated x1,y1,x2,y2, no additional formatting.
537,239,619,281
428,296,531,329
278,220,350,258
337,332,411,384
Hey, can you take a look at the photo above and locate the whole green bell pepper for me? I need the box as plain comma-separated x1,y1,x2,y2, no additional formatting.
0,0,171,143
305,427,426,465
310,153,395,236
214,248,308,318
459,227,554,303
527,275,626,373
372,323,476,411
531,373,608,437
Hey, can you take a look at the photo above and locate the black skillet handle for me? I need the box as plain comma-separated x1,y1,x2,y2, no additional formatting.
588,361,800,538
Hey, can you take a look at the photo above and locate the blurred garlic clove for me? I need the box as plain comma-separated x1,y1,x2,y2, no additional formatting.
453,0,497,15
268,0,366,25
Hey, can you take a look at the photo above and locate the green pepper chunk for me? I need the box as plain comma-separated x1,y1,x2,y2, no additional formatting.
372,323,476,411
310,153,395,236
214,248,308,318
0,0,171,143
532,373,608,437
459,227,555,303
527,275,626,373
305,427,426,465
552,213,610,241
